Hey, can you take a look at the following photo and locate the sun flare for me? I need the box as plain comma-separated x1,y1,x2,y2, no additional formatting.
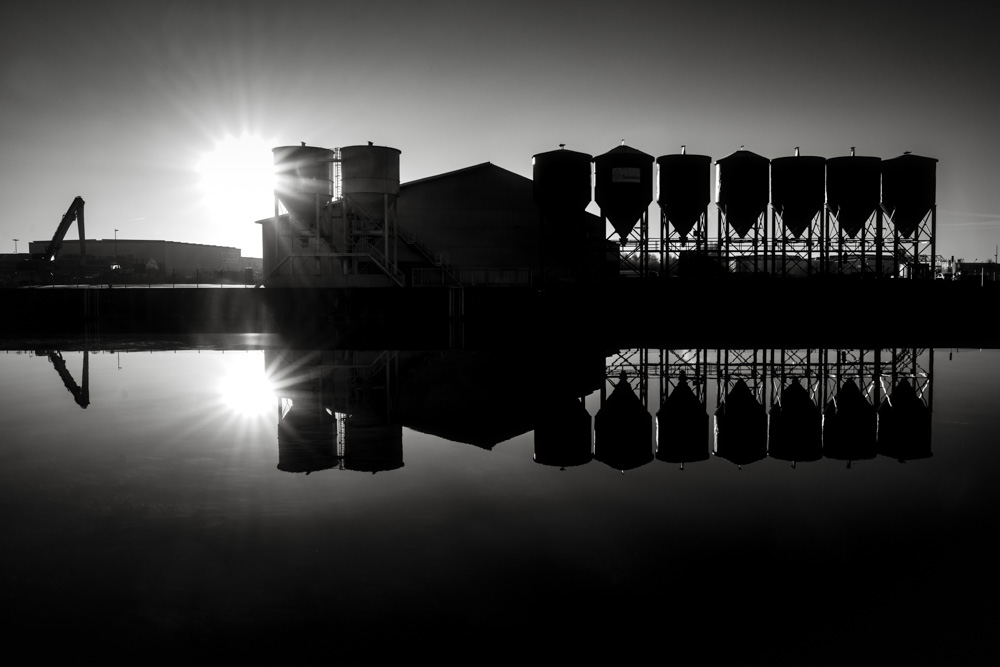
196,133,276,226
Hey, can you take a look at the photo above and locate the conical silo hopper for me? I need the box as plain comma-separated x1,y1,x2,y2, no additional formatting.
533,148,593,228
715,149,769,238
273,145,335,227
881,154,937,238
656,153,711,240
593,145,654,241
770,154,826,238
826,155,881,238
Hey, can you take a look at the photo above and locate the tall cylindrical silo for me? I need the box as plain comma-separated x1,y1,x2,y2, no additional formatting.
656,153,711,240
341,144,402,220
770,154,826,238
273,145,335,226
881,154,937,238
826,155,881,238
532,148,593,227
715,149,769,238
593,145,654,240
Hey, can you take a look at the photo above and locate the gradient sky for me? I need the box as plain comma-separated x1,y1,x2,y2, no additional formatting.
2,0,996,260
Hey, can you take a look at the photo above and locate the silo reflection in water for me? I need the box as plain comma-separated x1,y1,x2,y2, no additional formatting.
822,379,877,463
277,397,339,474
714,379,767,468
534,396,593,468
655,372,709,468
767,379,822,465
877,380,932,462
595,371,653,472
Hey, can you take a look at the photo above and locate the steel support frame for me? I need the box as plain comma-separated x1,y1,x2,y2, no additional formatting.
771,208,824,277
825,207,887,277
889,206,937,279
660,208,708,278
610,211,650,278
717,207,768,275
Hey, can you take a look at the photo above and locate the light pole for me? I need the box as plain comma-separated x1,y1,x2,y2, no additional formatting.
114,229,118,265
13,238,18,254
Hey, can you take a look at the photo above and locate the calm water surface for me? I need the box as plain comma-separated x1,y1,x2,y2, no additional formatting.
1,342,998,661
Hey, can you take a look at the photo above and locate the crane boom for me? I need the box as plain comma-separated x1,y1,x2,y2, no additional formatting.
43,196,86,263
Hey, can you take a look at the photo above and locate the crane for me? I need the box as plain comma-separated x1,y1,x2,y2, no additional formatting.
16,196,86,285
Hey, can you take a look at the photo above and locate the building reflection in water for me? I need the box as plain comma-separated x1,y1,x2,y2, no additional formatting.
259,346,933,474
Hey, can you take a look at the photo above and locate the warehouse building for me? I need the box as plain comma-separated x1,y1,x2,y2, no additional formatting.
25,239,253,281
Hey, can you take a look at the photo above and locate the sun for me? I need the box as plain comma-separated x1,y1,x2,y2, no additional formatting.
196,133,276,228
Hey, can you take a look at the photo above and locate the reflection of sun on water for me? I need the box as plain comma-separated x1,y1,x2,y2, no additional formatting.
218,353,275,418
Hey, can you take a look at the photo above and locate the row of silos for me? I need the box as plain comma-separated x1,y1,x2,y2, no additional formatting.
532,147,937,241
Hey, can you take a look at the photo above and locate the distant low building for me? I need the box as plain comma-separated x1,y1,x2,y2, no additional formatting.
26,239,243,279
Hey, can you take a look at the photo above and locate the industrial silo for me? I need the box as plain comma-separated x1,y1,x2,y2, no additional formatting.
881,153,937,238
715,149,769,238
826,154,881,238
339,144,404,284
272,145,335,227
656,152,711,241
656,150,711,276
593,145,654,241
532,147,593,227
771,152,826,239
769,151,826,276
825,152,883,276
340,144,401,220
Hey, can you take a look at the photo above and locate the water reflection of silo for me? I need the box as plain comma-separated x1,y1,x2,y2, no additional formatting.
277,397,339,474
767,379,822,465
714,379,767,468
877,380,932,462
656,150,711,277
770,151,825,277
595,372,653,472
822,379,877,463
825,152,882,275
715,149,769,274
343,406,404,473
534,396,593,468
655,372,709,468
